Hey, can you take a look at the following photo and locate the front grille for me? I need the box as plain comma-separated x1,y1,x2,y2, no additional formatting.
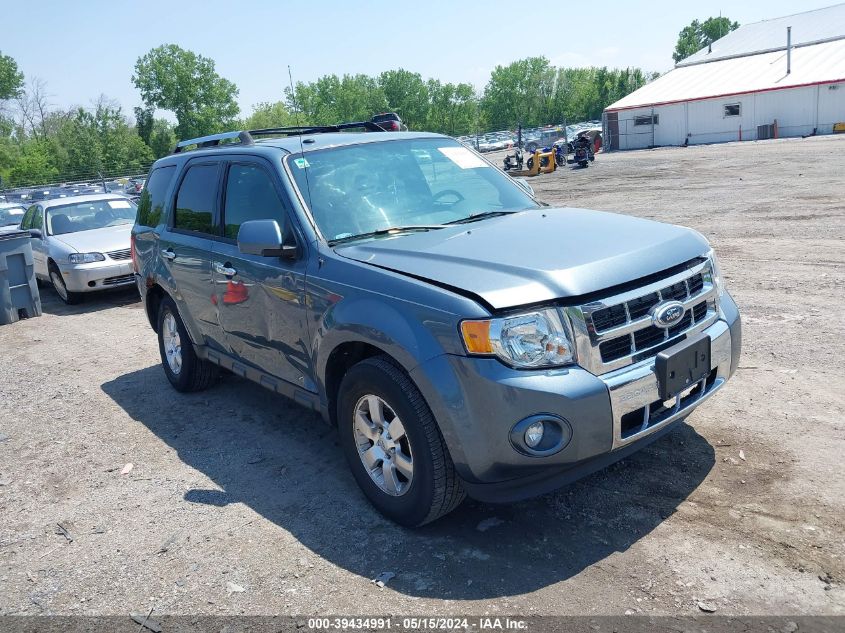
572,260,718,373
107,248,132,261
103,274,134,286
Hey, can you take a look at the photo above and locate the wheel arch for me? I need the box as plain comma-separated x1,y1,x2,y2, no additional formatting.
322,341,403,426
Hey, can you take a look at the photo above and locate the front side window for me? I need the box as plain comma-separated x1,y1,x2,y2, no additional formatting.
287,138,538,242
46,199,136,236
19,206,36,230
137,165,176,227
173,164,219,235
223,163,287,240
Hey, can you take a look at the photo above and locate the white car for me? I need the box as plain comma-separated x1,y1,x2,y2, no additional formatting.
18,194,138,304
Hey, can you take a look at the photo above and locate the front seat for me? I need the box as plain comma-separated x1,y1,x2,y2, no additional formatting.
50,214,73,235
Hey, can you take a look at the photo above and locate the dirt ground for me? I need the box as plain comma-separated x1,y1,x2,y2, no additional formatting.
1,135,843,618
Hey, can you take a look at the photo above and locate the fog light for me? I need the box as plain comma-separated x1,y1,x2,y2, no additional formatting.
524,421,545,448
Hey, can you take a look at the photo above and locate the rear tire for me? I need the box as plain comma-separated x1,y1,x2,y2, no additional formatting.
338,356,465,526
157,296,218,392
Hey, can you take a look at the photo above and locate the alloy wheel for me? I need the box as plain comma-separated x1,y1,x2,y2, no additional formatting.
162,312,182,375
353,394,414,496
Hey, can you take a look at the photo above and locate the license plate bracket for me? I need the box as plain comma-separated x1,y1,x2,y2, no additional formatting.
655,333,711,401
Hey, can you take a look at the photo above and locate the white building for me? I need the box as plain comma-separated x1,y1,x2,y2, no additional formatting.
603,4,845,150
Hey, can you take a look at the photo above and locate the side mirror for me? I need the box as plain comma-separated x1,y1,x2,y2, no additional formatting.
513,177,535,198
28,228,42,239
237,219,298,259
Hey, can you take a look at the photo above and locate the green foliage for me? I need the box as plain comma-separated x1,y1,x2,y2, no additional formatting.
8,140,58,186
149,119,176,158
4,50,652,188
241,101,297,129
133,44,240,139
673,17,739,63
0,52,24,101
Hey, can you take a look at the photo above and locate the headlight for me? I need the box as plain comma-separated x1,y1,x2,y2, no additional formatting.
68,252,105,264
460,308,574,368
707,249,725,297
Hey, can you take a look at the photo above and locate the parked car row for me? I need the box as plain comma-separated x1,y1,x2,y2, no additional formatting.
456,120,602,155
1,177,145,205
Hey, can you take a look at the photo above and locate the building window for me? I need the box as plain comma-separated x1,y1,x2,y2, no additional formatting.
634,114,659,126
724,103,741,117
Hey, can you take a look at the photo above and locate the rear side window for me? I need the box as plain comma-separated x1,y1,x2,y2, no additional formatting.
173,164,219,235
223,163,287,240
137,165,176,227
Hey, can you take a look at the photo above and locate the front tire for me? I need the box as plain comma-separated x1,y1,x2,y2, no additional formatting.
157,296,218,392
49,263,82,305
338,356,465,526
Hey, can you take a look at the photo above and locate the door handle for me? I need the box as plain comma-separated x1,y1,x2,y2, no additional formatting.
161,249,176,261
214,262,237,277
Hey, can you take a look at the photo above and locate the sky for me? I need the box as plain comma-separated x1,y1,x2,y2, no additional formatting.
1,0,838,121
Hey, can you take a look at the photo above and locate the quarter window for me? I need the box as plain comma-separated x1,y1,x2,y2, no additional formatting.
724,103,741,117
223,164,287,240
173,164,219,235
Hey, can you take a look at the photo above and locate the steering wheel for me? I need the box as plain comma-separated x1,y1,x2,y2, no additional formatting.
432,189,465,205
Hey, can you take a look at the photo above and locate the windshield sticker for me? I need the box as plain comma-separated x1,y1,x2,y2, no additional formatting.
437,146,487,169
107,200,131,209
293,158,310,169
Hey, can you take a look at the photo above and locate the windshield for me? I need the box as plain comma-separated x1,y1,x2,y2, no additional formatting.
46,198,137,236
0,207,25,226
287,137,539,242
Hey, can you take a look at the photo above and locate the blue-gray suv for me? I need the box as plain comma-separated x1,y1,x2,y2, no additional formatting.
132,123,741,526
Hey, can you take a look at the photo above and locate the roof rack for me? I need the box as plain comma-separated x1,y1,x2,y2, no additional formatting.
173,131,254,153
172,121,385,154
248,121,386,136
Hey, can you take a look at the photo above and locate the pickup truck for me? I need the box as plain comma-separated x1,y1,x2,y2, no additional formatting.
132,125,741,526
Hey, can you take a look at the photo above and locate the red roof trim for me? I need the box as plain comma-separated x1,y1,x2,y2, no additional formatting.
605,78,845,112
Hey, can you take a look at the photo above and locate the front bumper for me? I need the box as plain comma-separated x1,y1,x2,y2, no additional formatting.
58,260,135,292
411,292,741,502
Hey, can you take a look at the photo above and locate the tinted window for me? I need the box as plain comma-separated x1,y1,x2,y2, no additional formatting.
31,206,44,231
137,166,176,226
724,103,741,117
19,206,36,230
223,164,287,239
173,164,219,235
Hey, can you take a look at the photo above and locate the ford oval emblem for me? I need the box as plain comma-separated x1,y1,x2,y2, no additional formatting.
651,301,685,328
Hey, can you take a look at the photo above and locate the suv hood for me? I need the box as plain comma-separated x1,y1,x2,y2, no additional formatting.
335,208,709,310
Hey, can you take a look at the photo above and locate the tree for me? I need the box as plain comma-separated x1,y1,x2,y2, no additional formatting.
241,101,296,130
673,17,739,63
132,44,240,140
481,57,557,130
0,52,24,101
149,119,176,158
378,69,429,130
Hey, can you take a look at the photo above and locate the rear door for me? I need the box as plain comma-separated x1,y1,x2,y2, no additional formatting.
211,158,311,388
158,160,227,350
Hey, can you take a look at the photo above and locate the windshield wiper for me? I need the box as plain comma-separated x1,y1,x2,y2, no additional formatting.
444,210,518,225
328,224,445,246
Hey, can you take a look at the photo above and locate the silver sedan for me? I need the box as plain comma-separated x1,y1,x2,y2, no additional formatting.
19,194,138,304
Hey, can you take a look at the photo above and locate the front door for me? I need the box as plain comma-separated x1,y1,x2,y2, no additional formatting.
159,160,227,351
19,205,47,276
211,159,312,390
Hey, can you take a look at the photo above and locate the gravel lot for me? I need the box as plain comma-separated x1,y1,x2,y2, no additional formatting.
1,135,843,618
